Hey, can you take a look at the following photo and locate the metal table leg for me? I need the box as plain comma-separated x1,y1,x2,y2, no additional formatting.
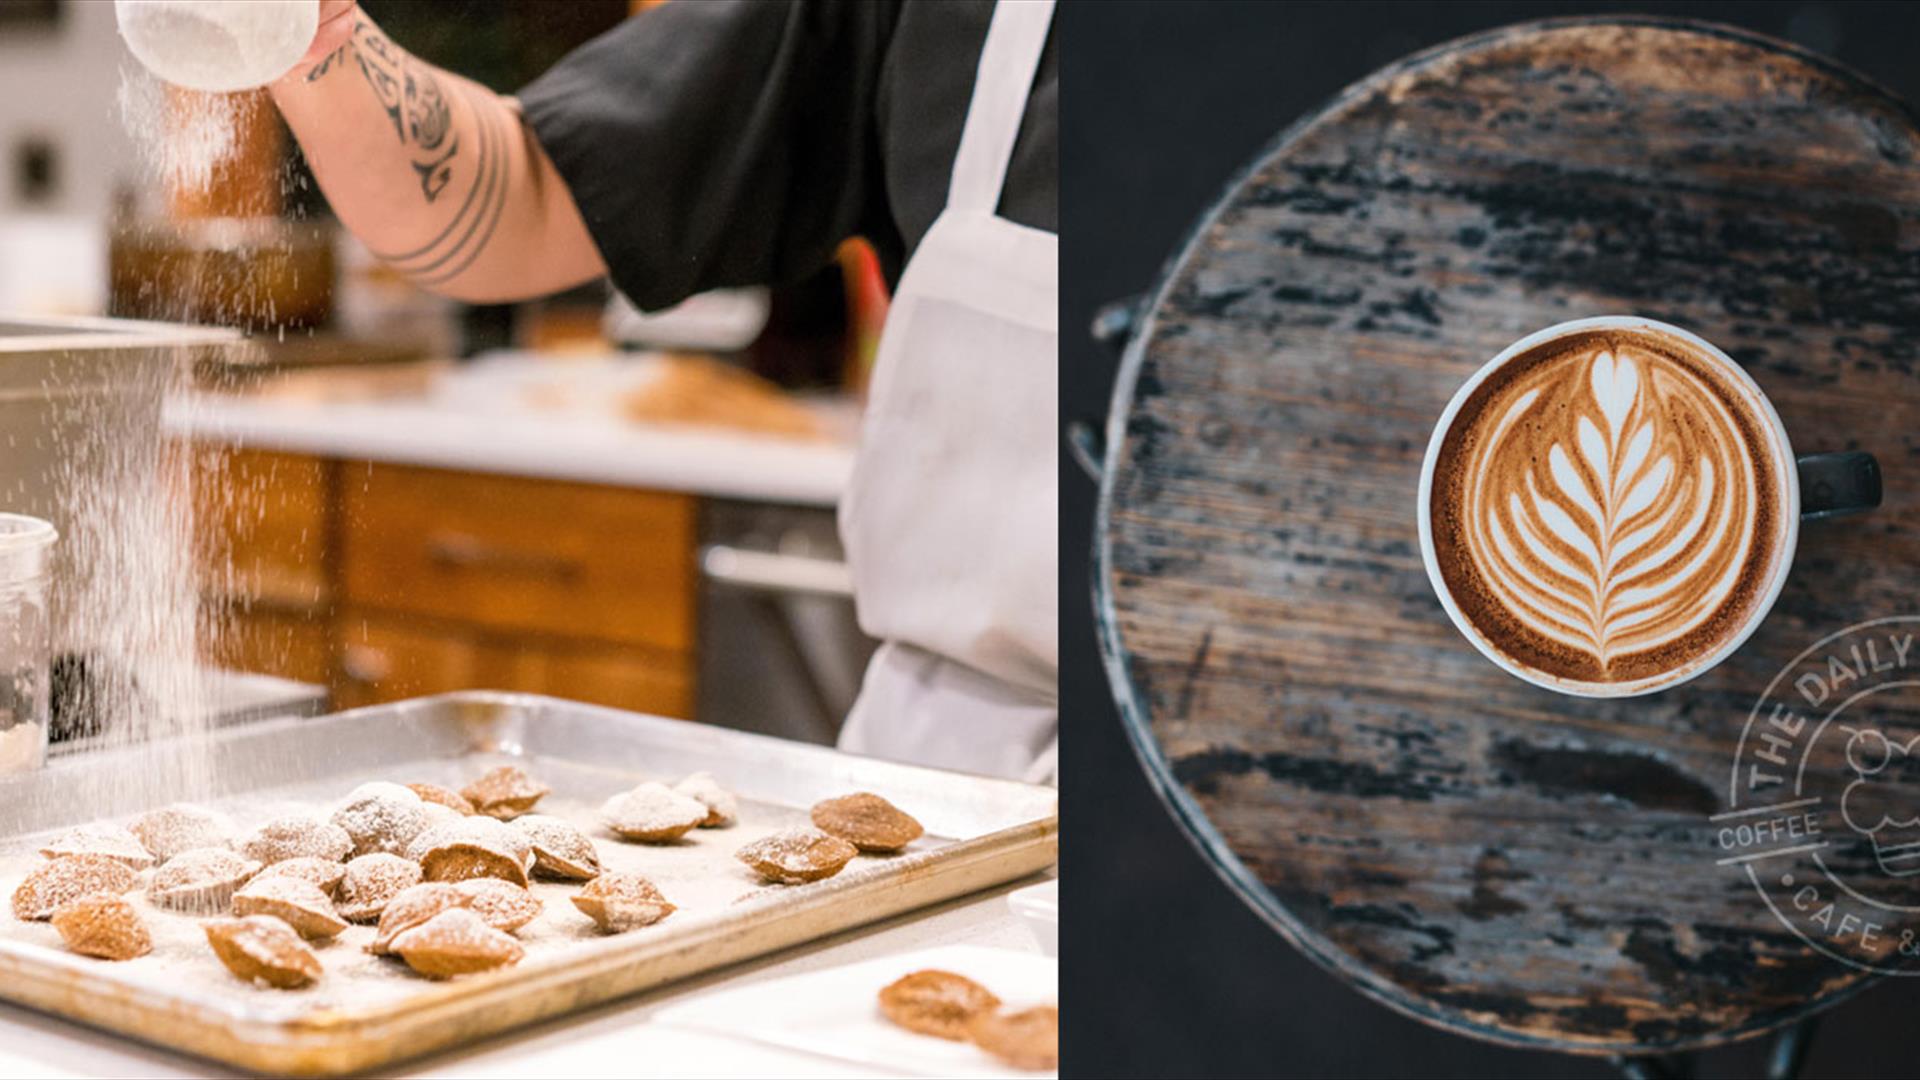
1609,1053,1692,1080
1607,1015,1818,1080
1766,1016,1819,1080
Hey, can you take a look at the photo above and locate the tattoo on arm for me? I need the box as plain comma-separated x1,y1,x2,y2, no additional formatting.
381,82,509,287
308,18,460,204
306,42,349,80
305,18,509,286
403,74,457,201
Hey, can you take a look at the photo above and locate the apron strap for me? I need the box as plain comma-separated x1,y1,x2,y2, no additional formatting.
946,0,1054,215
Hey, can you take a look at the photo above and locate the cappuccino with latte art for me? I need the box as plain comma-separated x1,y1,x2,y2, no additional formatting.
1420,318,1798,696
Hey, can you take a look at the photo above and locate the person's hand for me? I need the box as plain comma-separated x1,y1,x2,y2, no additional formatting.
290,0,359,74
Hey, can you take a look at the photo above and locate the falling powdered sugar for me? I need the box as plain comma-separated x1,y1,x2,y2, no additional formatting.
116,66,243,197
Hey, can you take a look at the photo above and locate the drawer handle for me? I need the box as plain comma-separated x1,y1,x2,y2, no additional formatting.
340,645,390,684
700,544,853,598
426,532,586,583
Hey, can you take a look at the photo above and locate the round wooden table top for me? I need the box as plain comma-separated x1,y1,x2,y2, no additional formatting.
1097,16,1920,1055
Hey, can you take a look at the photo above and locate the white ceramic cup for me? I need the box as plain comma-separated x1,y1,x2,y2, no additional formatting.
1416,315,1879,697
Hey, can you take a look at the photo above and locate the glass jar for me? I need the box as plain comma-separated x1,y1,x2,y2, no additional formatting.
0,514,56,773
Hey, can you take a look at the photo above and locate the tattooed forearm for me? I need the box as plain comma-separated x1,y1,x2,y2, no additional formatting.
349,22,407,140
307,17,459,204
306,42,349,81
274,7,606,300
368,82,508,287
404,74,456,200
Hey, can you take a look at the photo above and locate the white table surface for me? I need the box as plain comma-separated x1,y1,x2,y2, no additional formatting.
0,871,1053,1079
165,360,856,508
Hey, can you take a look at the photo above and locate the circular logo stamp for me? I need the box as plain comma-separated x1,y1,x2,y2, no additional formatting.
1719,616,1920,975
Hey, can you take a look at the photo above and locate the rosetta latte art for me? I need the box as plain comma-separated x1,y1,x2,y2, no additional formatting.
1458,342,1762,671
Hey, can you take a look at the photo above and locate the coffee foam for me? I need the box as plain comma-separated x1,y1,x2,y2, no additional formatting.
1428,328,1787,688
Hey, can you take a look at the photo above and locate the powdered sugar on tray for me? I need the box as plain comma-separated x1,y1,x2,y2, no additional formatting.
0,755,947,1022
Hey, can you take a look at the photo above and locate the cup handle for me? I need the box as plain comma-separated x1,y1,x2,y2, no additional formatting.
1798,451,1882,520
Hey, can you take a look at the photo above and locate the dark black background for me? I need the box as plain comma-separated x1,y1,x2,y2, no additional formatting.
1059,3,1920,1077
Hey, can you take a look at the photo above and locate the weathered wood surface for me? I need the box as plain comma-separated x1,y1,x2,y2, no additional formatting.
1098,17,1920,1054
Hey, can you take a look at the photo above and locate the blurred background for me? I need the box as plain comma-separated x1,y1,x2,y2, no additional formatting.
1061,2,1920,1077
0,0,886,747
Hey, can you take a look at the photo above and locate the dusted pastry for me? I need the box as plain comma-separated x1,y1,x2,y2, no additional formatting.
204,915,323,989
877,969,1001,1040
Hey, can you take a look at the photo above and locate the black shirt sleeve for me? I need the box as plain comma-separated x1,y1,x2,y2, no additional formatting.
517,0,897,312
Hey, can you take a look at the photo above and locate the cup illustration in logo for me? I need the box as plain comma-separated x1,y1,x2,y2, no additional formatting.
1840,727,1920,878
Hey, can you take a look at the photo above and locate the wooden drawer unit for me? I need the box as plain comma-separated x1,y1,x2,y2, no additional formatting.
480,636,692,717
335,614,692,717
193,449,699,716
195,447,333,609
333,615,484,712
340,464,697,653
204,607,334,688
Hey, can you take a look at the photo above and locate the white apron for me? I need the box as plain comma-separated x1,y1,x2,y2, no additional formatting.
836,0,1058,784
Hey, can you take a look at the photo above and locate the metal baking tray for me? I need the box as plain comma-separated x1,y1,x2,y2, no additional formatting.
0,692,1059,1075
